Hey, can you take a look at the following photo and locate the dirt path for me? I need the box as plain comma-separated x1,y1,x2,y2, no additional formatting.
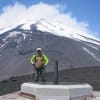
0,91,100,100
93,91,100,100
0,92,35,100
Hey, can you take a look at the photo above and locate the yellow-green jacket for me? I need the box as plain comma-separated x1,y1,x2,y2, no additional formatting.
30,54,49,68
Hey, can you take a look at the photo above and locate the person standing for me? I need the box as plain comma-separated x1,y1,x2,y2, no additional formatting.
30,48,49,82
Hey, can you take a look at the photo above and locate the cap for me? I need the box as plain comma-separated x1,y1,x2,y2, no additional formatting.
36,48,42,51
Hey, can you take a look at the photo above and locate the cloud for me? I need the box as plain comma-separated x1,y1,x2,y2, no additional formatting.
0,2,90,36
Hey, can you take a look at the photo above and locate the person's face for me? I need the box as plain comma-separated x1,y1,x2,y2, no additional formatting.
37,50,41,55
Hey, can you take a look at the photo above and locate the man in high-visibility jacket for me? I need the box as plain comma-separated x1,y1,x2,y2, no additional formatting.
30,48,49,82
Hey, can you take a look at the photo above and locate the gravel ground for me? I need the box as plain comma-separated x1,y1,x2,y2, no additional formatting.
0,92,35,100
0,91,100,100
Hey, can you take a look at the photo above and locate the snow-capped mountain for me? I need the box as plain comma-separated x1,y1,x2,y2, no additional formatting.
22,19,100,44
0,19,100,80
1,19,100,46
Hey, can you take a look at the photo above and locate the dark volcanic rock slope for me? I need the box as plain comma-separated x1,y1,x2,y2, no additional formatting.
0,24,100,80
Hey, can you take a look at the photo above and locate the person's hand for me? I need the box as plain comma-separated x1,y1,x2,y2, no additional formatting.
44,64,47,68
32,62,35,67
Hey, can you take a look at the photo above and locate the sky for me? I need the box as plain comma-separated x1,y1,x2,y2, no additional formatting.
0,0,100,38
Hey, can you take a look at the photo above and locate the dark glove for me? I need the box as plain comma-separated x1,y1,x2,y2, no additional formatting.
32,63,35,67
43,64,47,69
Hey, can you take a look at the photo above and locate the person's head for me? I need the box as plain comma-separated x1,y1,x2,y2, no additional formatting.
36,48,42,55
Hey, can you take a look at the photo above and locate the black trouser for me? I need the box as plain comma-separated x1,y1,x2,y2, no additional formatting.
35,67,45,81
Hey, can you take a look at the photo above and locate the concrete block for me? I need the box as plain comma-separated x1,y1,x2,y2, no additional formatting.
69,84,93,100
21,83,93,100
35,85,70,96
21,83,37,96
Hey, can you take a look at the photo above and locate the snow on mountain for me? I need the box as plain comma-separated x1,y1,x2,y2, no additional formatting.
0,17,100,46
83,47,100,61
21,19,100,45
0,25,18,35
8,31,21,37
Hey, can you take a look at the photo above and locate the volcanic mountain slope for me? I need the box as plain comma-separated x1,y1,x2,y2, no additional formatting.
0,19,100,80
